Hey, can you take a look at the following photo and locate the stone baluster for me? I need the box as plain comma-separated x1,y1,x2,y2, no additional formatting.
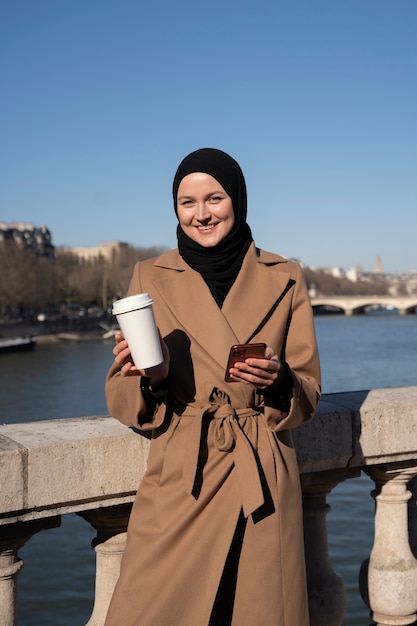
79,504,132,626
0,547,23,626
0,517,60,626
360,466,417,626
407,476,417,558
302,471,350,626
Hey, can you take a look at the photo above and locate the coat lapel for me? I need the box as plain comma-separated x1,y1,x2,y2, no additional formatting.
152,251,235,369
151,245,292,370
222,244,292,343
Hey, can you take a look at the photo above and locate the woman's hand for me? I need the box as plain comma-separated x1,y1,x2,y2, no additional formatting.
113,332,170,389
227,345,283,390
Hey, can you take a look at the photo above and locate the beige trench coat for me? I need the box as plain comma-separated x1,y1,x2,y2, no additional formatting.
105,243,321,626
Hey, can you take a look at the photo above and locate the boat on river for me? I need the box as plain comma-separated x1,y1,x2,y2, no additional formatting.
0,335,36,354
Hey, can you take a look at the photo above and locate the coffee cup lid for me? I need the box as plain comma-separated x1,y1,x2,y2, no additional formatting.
112,293,153,315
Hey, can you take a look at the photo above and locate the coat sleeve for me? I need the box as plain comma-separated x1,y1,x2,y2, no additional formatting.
105,261,165,429
263,262,321,432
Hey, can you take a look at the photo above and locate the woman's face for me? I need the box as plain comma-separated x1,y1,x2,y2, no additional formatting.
177,173,235,247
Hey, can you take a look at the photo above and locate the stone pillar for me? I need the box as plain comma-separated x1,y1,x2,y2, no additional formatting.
407,476,417,558
80,504,132,626
302,471,349,626
360,466,417,626
0,548,23,626
0,517,60,626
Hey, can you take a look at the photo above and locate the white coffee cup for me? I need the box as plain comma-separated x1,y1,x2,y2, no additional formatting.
112,293,163,369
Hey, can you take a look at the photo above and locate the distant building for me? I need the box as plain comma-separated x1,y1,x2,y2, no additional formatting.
345,265,363,283
58,241,129,262
327,267,344,279
345,267,358,282
375,256,383,274
0,221,54,259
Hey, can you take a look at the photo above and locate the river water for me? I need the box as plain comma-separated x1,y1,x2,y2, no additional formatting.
1,312,417,625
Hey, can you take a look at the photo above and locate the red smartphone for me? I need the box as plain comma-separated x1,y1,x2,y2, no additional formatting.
224,343,266,382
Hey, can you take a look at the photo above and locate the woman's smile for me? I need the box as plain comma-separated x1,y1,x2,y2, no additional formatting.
197,223,218,232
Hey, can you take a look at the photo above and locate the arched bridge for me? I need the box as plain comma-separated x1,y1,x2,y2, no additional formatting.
310,295,417,316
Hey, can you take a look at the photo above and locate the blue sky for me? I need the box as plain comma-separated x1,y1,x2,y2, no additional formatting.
1,0,416,273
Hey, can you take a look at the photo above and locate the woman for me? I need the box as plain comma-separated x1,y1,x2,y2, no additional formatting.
105,148,321,625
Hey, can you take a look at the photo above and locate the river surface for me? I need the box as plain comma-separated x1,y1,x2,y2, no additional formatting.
1,312,417,625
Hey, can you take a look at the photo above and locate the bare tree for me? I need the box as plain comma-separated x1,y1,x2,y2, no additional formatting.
2,242,397,318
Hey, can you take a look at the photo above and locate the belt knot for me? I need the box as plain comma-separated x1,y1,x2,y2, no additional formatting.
181,387,265,517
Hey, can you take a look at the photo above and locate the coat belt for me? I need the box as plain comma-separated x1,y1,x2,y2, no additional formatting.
179,392,265,518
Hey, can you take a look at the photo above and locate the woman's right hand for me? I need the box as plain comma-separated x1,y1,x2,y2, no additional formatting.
113,333,138,374
113,332,170,389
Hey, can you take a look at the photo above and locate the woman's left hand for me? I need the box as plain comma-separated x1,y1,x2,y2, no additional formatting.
228,346,282,390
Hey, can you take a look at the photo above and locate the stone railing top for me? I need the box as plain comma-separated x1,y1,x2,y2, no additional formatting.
294,385,417,472
0,416,150,525
1,386,417,525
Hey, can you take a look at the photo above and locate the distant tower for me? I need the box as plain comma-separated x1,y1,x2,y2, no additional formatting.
375,256,383,274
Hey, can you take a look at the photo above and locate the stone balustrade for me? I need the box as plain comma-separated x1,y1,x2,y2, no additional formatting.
1,387,417,626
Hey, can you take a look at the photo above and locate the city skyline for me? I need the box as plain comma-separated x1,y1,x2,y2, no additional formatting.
56,239,415,276
2,220,411,277
1,1,416,274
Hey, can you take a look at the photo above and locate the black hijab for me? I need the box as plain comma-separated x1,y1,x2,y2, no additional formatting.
173,148,253,307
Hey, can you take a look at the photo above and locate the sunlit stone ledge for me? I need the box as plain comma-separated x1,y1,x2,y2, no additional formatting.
293,386,417,470
1,388,417,625
1,387,417,525
0,416,150,525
